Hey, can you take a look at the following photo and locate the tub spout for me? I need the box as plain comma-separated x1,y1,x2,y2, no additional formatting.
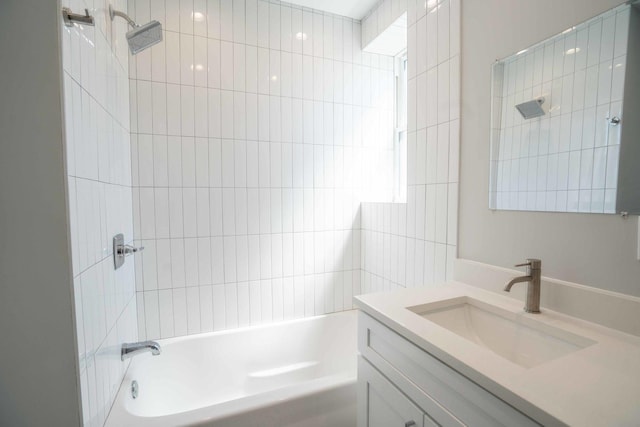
121,341,162,361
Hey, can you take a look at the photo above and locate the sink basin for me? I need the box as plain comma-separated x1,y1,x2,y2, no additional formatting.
407,297,596,368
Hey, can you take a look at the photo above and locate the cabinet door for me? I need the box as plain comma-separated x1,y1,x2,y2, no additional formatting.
358,356,424,427
423,414,439,427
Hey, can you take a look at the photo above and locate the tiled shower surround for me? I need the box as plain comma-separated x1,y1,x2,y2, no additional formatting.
129,0,396,339
60,0,460,422
361,0,460,291
490,5,629,213
361,0,408,50
61,0,138,425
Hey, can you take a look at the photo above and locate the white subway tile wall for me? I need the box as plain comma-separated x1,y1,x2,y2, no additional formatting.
129,0,396,340
61,0,138,425
361,0,408,48
490,5,629,213
361,0,460,292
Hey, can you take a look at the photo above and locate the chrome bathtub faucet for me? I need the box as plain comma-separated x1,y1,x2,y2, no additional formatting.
121,341,162,361
504,259,542,314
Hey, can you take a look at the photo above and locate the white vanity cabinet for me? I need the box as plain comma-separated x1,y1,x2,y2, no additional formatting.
357,311,542,427
358,356,438,427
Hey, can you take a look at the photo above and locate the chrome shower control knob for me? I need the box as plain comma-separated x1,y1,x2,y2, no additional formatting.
113,234,144,270
119,244,145,255
607,116,621,126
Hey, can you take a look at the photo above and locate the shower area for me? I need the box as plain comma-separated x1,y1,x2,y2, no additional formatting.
127,0,395,339
60,0,459,425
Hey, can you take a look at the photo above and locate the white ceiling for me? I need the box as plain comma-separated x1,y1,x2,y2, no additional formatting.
284,0,380,20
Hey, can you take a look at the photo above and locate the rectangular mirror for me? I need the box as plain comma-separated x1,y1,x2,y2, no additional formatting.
489,2,639,214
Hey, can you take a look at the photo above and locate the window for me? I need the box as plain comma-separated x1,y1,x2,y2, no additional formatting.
394,51,408,202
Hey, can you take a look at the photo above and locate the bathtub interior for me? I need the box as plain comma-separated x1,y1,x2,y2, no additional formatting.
123,310,357,418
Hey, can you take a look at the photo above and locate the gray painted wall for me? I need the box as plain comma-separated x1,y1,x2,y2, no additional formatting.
460,0,640,297
0,0,81,425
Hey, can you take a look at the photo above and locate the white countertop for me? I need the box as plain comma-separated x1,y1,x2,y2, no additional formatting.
354,282,640,426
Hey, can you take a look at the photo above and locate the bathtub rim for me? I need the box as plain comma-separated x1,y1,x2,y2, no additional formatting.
150,308,357,348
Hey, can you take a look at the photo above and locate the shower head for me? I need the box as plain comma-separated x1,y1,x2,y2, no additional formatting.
126,21,163,55
109,5,163,55
515,97,546,120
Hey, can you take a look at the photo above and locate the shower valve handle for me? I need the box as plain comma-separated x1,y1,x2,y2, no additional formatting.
119,244,145,255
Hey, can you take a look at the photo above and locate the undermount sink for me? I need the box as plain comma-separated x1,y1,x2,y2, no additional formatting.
407,297,596,368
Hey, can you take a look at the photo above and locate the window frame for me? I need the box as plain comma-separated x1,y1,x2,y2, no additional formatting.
393,50,408,203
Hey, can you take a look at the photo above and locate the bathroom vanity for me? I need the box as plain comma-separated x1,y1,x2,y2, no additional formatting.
354,283,640,426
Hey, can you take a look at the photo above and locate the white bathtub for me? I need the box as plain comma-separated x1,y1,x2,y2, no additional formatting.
105,310,357,427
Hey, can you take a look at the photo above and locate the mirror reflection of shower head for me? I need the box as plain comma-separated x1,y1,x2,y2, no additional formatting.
515,97,546,120
109,5,163,55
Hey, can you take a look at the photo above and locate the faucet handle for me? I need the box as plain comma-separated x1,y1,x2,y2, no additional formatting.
515,259,541,269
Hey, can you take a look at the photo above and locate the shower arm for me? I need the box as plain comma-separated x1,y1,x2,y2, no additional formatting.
109,5,138,28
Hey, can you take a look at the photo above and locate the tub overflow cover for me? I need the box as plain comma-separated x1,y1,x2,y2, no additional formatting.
131,380,139,399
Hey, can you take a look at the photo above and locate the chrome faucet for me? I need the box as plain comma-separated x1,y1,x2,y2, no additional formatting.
504,259,542,313
121,341,162,361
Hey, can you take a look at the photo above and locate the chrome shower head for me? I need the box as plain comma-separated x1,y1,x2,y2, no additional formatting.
126,21,163,55
109,5,163,55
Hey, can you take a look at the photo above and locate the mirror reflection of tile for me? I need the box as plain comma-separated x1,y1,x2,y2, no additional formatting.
489,4,630,214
